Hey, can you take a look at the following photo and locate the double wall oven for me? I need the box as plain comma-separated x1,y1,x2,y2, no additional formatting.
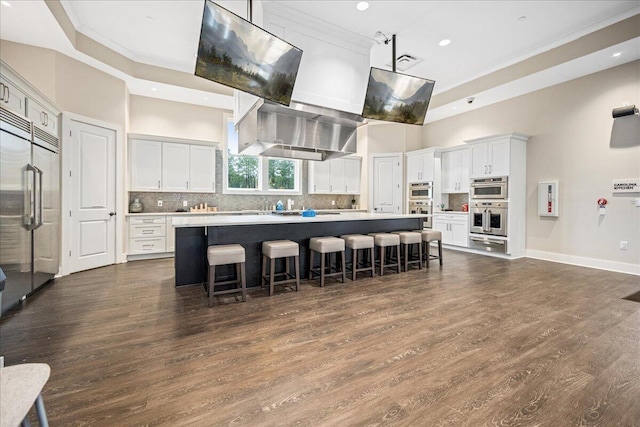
469,177,508,253
408,182,433,228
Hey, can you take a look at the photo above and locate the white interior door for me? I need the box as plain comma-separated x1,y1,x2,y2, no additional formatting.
370,154,402,213
69,120,116,273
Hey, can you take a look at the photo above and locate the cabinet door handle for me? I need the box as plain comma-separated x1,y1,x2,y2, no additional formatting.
485,165,487,174
0,83,4,101
314,185,316,192
4,85,9,104
345,186,347,193
45,112,49,126
330,185,332,192
158,180,161,189
212,181,215,190
489,165,492,174
186,180,189,189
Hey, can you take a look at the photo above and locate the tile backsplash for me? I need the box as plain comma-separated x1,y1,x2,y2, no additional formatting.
445,193,469,212
129,151,358,213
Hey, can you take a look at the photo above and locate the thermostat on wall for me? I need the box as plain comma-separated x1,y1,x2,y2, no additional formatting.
538,181,558,217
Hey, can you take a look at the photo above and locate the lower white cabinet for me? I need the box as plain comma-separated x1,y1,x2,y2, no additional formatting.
432,214,469,247
128,216,169,256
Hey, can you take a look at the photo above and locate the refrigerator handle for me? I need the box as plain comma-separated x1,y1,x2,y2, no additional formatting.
25,164,38,230
35,166,44,229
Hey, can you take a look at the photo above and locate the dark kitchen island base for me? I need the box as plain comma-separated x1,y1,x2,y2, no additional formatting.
174,216,424,288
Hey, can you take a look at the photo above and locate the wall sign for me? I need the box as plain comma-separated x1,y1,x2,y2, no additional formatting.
612,179,640,193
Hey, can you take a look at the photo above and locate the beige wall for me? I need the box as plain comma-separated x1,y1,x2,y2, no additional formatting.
129,95,228,142
423,60,640,269
0,40,57,102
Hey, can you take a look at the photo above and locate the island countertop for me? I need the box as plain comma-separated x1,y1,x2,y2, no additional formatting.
172,213,427,228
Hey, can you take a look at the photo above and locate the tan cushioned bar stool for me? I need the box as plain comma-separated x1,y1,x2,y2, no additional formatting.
341,234,375,280
309,237,346,287
416,229,443,268
368,233,401,276
392,231,423,271
207,244,247,307
262,240,300,296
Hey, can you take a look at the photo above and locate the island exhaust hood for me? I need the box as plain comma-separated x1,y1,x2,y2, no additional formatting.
236,99,365,161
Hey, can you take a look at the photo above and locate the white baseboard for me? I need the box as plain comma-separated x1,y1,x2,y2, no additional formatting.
526,249,640,276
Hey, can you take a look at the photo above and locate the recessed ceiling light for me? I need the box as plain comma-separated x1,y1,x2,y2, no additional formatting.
145,16,154,21
612,52,622,58
439,39,451,47
151,87,157,91
356,1,369,11
204,97,208,100
1,1,12,7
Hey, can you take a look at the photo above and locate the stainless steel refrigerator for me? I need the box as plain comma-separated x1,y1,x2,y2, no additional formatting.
0,105,60,314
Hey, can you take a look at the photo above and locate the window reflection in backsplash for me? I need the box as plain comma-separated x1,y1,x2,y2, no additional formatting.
129,151,359,213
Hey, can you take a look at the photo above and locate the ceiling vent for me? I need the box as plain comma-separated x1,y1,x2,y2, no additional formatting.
386,53,423,71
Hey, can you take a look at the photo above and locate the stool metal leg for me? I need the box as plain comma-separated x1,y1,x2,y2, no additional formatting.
261,255,267,286
404,244,409,272
438,240,443,266
425,241,431,269
396,245,401,274
320,252,326,287
309,250,314,280
353,249,358,281
294,255,300,291
21,417,31,427
269,257,276,296
240,262,247,302
370,247,376,277
35,393,49,427
208,265,216,307
418,242,423,269
341,250,347,283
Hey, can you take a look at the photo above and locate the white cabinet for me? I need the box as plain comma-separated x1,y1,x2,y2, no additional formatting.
344,158,361,194
162,143,190,192
469,138,510,178
406,150,435,183
0,76,28,116
128,216,167,255
129,137,217,193
189,145,216,192
26,98,58,136
441,148,469,193
308,157,361,194
432,214,469,247
130,139,163,191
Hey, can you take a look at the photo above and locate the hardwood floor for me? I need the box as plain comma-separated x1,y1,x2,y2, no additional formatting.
1,250,639,426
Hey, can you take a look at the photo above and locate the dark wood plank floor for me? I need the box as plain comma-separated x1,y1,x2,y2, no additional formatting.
1,250,639,426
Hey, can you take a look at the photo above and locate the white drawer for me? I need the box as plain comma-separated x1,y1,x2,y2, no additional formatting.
130,223,166,238
129,216,165,225
129,237,166,254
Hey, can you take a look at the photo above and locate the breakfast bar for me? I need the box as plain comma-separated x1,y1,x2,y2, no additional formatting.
172,213,426,287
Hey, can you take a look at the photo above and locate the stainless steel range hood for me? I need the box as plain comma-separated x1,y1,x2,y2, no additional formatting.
236,99,365,161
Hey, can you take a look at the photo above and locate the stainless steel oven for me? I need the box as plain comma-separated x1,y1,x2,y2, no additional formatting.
409,199,432,228
409,182,433,200
470,201,507,237
470,177,508,200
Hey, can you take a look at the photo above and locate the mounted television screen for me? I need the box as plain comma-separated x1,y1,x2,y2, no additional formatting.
195,1,303,106
362,67,435,126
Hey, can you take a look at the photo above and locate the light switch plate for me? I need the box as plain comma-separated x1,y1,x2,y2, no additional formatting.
157,200,163,207
183,200,188,207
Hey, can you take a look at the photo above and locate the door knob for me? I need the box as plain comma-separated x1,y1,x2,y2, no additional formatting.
109,212,116,216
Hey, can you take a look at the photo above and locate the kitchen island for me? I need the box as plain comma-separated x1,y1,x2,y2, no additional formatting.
172,213,426,287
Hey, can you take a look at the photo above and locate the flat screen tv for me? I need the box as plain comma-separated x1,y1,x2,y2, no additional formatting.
362,67,435,126
195,1,303,106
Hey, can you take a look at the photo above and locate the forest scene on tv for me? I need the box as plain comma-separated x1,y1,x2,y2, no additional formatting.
195,1,303,106
362,68,435,125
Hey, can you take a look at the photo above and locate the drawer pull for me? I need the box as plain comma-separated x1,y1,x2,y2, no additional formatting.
142,230,155,234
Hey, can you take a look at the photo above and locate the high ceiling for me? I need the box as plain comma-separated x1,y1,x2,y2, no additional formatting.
1,0,639,118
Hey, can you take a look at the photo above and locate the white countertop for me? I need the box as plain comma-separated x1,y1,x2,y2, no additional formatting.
172,212,427,227
126,209,367,217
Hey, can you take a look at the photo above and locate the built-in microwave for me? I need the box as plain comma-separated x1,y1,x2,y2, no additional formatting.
470,177,508,200
409,182,433,200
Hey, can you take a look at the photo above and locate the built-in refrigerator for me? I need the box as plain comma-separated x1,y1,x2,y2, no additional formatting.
0,105,60,314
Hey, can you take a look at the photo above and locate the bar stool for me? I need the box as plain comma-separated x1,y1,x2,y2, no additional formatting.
262,240,300,296
0,363,50,427
309,236,346,287
207,244,247,307
416,229,443,268
392,231,423,271
368,233,401,276
341,234,375,280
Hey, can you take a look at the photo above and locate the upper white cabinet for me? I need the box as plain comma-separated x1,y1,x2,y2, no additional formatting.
162,143,190,192
406,149,435,183
26,98,58,136
441,148,469,193
469,138,510,178
189,145,216,192
308,157,361,194
0,75,28,116
130,139,163,191
129,136,217,192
